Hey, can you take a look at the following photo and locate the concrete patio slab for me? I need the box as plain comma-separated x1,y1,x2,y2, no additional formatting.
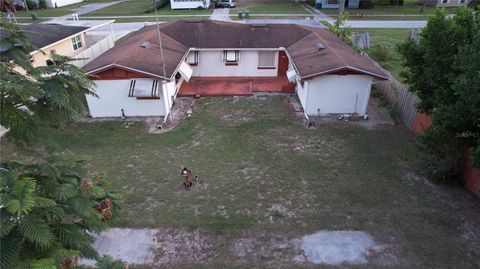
178,77,295,97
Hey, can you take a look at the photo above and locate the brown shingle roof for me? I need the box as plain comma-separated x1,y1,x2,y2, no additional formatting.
84,20,386,80
1,24,88,53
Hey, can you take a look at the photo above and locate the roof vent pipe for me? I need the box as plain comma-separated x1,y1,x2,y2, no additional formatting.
314,43,325,50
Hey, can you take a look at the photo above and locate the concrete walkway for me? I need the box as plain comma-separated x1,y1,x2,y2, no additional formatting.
210,7,231,21
302,3,333,22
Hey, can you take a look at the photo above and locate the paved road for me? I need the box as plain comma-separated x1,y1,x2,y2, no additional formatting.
344,20,427,28
245,18,325,28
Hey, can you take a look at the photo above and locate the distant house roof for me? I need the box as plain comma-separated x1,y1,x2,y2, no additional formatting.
2,24,88,53
84,20,387,80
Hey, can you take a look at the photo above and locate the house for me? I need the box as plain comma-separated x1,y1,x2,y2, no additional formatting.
315,0,360,9
170,0,210,10
12,22,115,68
419,0,472,7
436,0,470,7
44,0,83,8
82,20,386,119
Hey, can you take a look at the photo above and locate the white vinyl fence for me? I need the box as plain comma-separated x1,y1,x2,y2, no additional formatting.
72,34,114,67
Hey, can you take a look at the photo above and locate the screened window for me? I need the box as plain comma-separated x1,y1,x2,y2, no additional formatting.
223,50,239,63
128,79,160,99
258,51,276,68
71,35,83,50
187,51,199,65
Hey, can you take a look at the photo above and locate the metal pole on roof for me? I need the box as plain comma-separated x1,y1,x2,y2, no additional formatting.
152,0,167,79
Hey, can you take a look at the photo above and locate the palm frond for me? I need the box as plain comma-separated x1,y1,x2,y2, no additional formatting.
95,255,126,269
18,215,52,248
0,232,23,269
0,210,16,236
5,178,36,216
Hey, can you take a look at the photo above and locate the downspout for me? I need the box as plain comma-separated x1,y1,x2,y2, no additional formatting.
162,81,170,123
303,80,310,122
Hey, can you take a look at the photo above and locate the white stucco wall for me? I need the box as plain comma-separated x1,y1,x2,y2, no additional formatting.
301,75,373,116
46,0,82,8
296,79,308,109
191,50,278,77
86,80,167,117
171,0,210,9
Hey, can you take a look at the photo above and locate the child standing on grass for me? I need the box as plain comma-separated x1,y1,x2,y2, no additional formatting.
180,167,193,188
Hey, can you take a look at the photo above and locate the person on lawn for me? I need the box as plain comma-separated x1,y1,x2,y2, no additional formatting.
180,167,193,188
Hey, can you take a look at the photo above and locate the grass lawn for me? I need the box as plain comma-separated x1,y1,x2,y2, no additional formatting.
12,0,112,18
321,0,457,16
359,28,411,82
84,0,212,16
238,1,310,14
4,96,480,268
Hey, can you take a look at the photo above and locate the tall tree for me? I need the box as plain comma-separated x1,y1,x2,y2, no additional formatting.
0,21,125,268
0,21,96,144
398,8,480,180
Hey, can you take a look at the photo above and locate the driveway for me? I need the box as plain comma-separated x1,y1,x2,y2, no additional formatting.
210,8,232,21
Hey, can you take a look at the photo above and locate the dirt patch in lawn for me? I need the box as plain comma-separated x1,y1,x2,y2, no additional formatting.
86,228,388,268
152,229,221,266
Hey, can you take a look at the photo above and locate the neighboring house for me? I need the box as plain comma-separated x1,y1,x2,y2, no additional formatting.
44,0,83,8
83,20,386,119
436,0,470,7
419,0,471,7
315,0,360,9
9,22,115,69
170,0,210,9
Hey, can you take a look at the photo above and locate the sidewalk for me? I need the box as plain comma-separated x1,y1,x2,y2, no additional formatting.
344,20,427,28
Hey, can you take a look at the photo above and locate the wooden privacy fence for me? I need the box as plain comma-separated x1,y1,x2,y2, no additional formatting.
368,55,420,129
366,55,480,198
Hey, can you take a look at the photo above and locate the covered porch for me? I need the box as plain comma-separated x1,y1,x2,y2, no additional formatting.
178,76,296,97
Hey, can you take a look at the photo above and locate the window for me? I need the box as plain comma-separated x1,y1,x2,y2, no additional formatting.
258,51,276,69
128,79,161,99
71,35,83,51
441,0,448,3
186,51,199,65
223,50,239,65
459,0,465,3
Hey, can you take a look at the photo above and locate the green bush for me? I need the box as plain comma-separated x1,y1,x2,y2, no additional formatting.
196,6,205,10
26,0,37,10
145,0,168,13
39,0,47,9
369,44,392,61
359,0,374,9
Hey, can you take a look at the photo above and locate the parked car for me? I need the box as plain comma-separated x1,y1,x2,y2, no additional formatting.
215,0,236,8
